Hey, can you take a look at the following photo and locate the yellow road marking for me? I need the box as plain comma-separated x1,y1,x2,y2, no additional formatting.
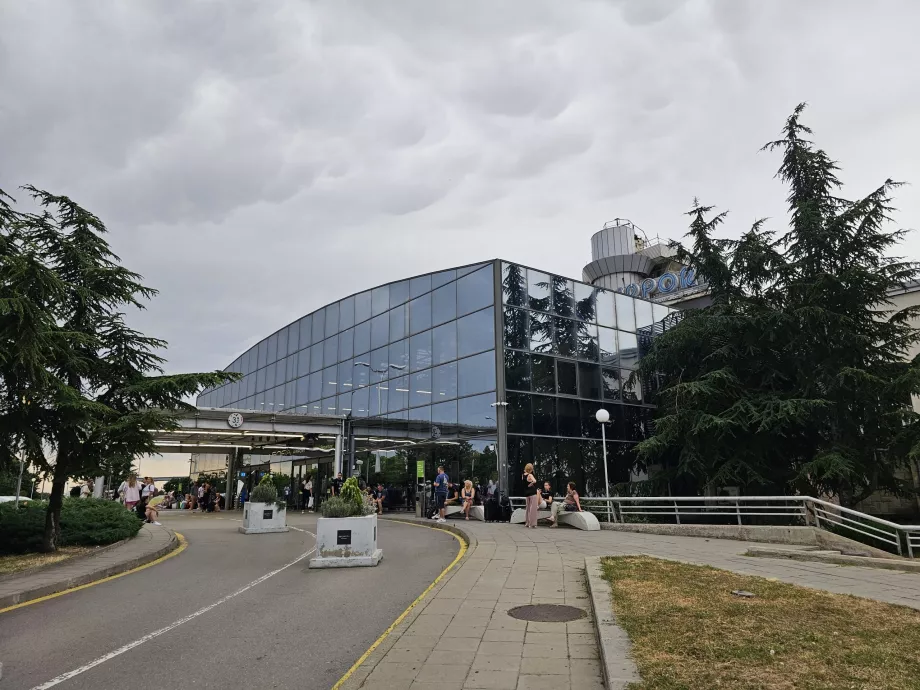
331,521,467,690
0,532,188,615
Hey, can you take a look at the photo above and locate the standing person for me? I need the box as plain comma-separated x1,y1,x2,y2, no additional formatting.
119,474,141,511
80,479,93,499
142,477,156,502
197,483,205,512
239,485,248,510
432,465,449,523
522,463,539,528
283,484,291,507
461,480,476,521
330,472,344,497
304,476,313,512
550,482,583,527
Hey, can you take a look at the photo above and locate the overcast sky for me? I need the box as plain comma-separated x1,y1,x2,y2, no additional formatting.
3,0,920,477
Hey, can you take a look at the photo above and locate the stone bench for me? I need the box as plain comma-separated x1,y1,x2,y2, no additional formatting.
444,504,485,521
510,507,600,531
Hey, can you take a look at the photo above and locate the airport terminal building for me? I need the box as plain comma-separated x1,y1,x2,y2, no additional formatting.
196,221,694,497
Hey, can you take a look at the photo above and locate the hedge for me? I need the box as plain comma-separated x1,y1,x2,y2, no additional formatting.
0,497,143,554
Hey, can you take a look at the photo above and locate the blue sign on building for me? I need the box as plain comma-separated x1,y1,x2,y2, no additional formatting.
618,266,696,299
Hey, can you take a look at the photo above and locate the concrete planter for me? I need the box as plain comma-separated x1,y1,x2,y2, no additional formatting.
239,502,289,534
309,514,382,568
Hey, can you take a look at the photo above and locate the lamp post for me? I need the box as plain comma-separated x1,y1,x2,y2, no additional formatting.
595,408,611,522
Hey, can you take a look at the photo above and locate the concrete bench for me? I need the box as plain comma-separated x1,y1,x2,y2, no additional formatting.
511,507,600,531
445,504,485,521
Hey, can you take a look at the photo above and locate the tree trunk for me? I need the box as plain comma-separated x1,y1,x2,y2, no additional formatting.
42,475,67,552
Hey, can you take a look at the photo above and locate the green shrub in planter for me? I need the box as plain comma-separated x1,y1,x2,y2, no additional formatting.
340,477,364,513
321,496,359,518
0,498,143,554
249,474,285,509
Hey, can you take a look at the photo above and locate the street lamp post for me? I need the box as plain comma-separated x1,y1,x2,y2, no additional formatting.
595,408,611,522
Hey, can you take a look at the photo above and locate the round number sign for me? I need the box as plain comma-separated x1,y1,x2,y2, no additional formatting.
227,412,244,429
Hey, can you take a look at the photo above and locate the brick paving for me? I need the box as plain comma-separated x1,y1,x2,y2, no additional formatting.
341,518,920,690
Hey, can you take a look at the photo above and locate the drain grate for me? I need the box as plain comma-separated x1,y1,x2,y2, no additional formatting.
507,604,586,623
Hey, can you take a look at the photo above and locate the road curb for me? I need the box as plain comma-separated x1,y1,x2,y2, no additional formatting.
380,514,479,552
0,537,131,585
584,556,641,690
745,546,920,572
0,528,180,610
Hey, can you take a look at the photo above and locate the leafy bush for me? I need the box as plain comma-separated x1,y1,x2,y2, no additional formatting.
321,496,358,518
340,477,364,513
0,498,143,554
250,475,279,504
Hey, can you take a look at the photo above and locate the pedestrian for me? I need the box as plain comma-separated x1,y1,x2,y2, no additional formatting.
432,465,449,523
283,484,291,506
550,481,583,527
142,477,156,502
119,474,141,511
80,479,93,499
304,476,313,512
372,482,386,515
461,480,475,520
239,485,248,510
330,472,344,497
523,463,539,528
197,483,206,512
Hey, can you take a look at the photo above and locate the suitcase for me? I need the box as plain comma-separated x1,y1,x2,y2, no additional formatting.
499,492,513,522
484,497,499,522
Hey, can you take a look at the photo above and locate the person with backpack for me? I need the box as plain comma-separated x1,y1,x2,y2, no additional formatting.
432,466,449,523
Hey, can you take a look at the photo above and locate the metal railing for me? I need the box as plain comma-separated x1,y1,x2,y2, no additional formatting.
508,494,920,558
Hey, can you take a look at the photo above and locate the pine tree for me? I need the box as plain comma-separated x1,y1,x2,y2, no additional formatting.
636,105,920,506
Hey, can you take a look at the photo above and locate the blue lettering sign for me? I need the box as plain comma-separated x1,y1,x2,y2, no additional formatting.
618,266,696,298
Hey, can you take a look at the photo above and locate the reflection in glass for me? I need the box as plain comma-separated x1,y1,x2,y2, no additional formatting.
578,362,601,399
353,361,370,389
431,269,456,289
502,262,527,307
390,280,410,308
457,307,494,357
431,321,457,365
324,334,338,368
310,342,324,372
389,303,408,342
372,285,389,317
621,370,642,403
410,273,431,299
408,404,430,428
577,321,598,361
580,401,602,439
618,330,639,369
410,330,432,372
388,375,409,412
432,282,457,327
370,313,389,351
503,307,529,350
602,368,621,400
528,270,551,312
265,363,276,391
532,395,556,436
256,368,266,393
506,393,532,434
554,317,577,358
458,393,497,429
431,399,457,426
557,398,581,437
574,282,596,322
457,266,493,316
614,293,635,332
556,359,577,396
352,385,369,417
432,361,458,401
388,338,409,371
355,291,372,325
325,302,339,339
634,298,653,330
337,390,352,415
552,277,574,317
266,333,278,364
312,309,326,345
458,351,495,397
409,293,432,334
598,326,617,366
410,369,432,408
322,365,337,399
504,350,530,391
529,310,553,353
369,382,388,417
337,360,353,392
531,354,554,394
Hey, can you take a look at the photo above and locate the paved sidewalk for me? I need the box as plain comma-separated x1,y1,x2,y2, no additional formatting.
341,518,920,690
0,523,178,609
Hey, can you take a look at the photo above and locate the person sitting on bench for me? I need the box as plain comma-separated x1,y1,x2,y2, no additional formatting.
444,482,461,506
461,480,476,520
550,481,582,527
539,481,553,511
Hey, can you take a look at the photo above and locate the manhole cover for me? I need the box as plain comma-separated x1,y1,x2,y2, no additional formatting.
507,604,586,623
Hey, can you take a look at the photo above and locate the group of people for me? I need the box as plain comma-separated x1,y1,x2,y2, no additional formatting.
431,466,489,522
521,463,583,528
117,474,162,525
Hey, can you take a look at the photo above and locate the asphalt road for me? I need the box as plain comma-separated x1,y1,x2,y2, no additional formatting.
0,512,459,690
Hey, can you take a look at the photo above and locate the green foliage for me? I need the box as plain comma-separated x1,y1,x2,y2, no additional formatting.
320,496,360,518
250,474,279,504
340,476,364,513
163,476,190,494
0,186,237,550
0,497,142,554
637,104,920,506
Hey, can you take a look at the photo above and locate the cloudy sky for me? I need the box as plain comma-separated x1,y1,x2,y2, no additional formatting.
3,0,920,476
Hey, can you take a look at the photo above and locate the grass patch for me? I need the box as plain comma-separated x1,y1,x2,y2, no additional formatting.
0,547,94,576
601,556,920,690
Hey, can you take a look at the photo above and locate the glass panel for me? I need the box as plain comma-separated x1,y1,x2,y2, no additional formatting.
265,363,277,390
409,293,432,334
372,285,389,316
370,313,389,351
312,309,326,344
458,351,496,398
578,362,601,399
432,361,458,401
353,362,370,389
577,321,598,361
389,302,408,342
308,342,322,372
296,376,310,405
458,393,496,429
431,399,457,426
267,333,279,363
554,317,577,358
256,367,266,393
431,269,456,289
308,371,322,402
410,330,432,372
390,280,410,307
457,307,494,357
634,298,654,330
531,354,555,394
652,302,669,326
325,302,339,338
615,294,636,332
502,262,527,307
602,367,621,400
388,375,409,412
339,296,355,331
410,369,432,408
552,276,574,317
388,338,410,371
621,370,642,403
339,328,354,362
504,350,530,391
598,326,617,366
574,283,595,322
285,354,296,383
287,324,299,356
528,270,551,312
432,282,457,327
457,266,493,317
580,400,602,439
503,306,529,350
532,395,557,436
322,365,337,399
410,273,431,298
370,346,389,379
556,359,577,396
432,321,457,365
257,340,267,369
337,391,352,415
507,393,532,434
618,330,639,369
355,291,372,324
354,319,371,357
323,397,337,415
529,310,553,353
352,386,369,417
408,403,430,428
623,405,652,442
557,398,581,437
277,327,290,358
323,334,339,367
369,383,388,417
338,360,354,393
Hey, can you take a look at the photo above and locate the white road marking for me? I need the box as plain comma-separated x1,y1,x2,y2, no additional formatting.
30,531,316,690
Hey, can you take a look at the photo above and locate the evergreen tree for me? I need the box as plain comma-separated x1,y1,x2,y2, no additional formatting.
636,104,920,506
0,186,236,550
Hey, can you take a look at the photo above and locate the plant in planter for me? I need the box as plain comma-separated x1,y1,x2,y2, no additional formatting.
309,477,382,568
239,475,289,534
